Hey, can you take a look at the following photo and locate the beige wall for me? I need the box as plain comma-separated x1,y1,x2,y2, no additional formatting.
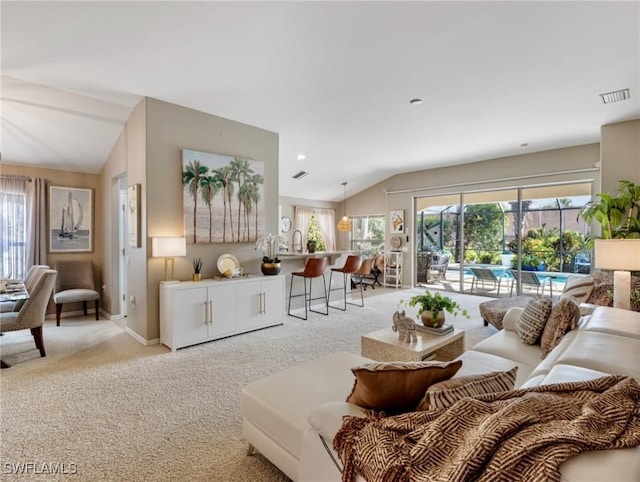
144,98,279,341
600,119,640,193
1,163,102,315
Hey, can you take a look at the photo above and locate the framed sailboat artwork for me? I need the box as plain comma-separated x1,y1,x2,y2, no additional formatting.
48,186,94,253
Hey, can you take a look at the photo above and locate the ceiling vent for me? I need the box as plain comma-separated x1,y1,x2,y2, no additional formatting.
292,170,309,180
599,88,630,104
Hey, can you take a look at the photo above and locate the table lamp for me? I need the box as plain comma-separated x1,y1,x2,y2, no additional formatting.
594,239,640,310
152,237,187,281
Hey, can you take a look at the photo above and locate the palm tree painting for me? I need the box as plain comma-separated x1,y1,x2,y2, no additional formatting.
182,149,265,244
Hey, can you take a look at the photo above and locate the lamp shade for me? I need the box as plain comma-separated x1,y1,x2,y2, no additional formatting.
152,237,186,258
594,239,640,271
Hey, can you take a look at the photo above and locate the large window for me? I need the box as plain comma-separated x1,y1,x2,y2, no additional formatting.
350,215,385,255
415,182,592,294
293,206,336,251
1,179,28,279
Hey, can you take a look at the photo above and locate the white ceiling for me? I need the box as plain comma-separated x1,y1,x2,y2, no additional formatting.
2,1,639,202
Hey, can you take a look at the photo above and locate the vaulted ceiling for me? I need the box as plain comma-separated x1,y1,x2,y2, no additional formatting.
2,1,639,201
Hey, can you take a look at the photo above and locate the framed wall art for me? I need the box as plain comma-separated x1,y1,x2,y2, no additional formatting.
128,184,141,247
48,185,94,253
182,149,265,244
390,209,405,234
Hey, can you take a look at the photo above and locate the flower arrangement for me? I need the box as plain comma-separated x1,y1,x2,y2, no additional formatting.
255,233,283,264
399,290,469,326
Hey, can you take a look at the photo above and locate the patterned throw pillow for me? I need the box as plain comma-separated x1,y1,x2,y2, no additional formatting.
416,367,518,411
540,297,582,358
346,360,462,413
561,276,594,303
515,298,552,345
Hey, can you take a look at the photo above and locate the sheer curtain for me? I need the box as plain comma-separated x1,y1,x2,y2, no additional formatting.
0,176,28,278
293,206,336,251
0,176,46,278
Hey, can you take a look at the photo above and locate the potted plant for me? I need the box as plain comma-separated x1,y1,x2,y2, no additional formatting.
256,233,283,275
401,290,469,327
511,253,544,271
580,179,640,241
192,257,203,282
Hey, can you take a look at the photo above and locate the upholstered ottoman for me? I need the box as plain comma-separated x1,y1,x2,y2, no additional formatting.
240,351,370,481
478,295,538,329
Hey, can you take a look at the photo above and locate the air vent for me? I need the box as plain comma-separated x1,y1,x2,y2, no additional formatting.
292,171,309,180
599,88,630,104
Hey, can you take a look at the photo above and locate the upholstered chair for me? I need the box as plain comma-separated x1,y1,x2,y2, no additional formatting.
1,264,50,313
0,269,57,368
53,260,100,326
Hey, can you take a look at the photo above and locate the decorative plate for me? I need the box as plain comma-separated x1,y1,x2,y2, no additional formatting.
217,253,240,273
390,236,402,250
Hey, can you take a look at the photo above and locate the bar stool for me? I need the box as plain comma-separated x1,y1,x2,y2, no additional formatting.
328,255,363,310
288,257,328,320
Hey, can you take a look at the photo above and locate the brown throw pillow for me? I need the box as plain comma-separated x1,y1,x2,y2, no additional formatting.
540,297,582,358
515,298,552,345
346,360,462,412
561,276,594,303
416,367,518,411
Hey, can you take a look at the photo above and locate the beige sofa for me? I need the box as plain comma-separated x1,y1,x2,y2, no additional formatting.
240,306,640,481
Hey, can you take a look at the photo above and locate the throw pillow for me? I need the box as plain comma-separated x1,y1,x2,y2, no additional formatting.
560,276,595,303
416,367,518,411
540,297,582,358
346,360,462,413
515,298,553,345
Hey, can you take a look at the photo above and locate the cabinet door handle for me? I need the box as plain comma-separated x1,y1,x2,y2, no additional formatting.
260,292,265,314
203,301,209,325
208,300,213,324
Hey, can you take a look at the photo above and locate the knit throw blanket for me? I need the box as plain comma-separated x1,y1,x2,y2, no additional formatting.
334,376,640,482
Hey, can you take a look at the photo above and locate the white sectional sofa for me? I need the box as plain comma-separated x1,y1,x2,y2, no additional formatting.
240,306,640,481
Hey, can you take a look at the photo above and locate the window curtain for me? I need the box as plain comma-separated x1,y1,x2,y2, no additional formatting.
0,176,28,278
26,177,47,267
293,206,336,251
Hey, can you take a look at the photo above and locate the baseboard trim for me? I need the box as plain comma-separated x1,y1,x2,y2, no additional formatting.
124,327,160,346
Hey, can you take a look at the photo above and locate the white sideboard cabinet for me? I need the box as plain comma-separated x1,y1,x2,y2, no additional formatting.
160,275,285,351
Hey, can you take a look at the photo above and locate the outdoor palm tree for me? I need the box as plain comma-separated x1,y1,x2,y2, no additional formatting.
182,160,209,243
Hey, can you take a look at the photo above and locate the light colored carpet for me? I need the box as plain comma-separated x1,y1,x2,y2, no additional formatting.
0,288,495,481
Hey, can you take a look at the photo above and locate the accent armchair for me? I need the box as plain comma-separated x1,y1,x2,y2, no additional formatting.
53,260,100,326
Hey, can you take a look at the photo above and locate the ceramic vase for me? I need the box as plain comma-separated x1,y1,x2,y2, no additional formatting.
261,262,281,276
421,310,445,327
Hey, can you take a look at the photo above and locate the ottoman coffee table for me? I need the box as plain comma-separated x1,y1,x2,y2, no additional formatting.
361,327,464,362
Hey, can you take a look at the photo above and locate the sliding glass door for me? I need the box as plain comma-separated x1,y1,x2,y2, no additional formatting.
414,182,592,297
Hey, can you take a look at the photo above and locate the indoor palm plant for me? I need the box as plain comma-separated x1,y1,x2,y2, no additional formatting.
402,290,470,327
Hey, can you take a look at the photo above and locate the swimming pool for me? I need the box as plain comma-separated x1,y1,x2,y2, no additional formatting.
462,266,572,284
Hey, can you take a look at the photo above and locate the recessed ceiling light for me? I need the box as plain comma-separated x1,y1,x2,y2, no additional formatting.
520,143,528,148
409,98,423,105
296,153,306,161
599,88,630,104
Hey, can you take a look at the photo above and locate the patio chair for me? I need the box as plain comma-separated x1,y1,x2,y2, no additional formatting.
509,269,550,297
469,267,512,296
428,253,450,282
